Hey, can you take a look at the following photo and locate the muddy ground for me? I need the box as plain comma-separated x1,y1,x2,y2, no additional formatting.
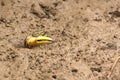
0,0,120,80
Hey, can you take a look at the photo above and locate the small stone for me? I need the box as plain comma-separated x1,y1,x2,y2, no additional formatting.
71,68,78,73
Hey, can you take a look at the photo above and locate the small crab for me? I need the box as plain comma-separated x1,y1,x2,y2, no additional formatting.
24,31,52,48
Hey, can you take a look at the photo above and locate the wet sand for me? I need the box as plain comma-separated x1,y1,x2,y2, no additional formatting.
0,0,120,80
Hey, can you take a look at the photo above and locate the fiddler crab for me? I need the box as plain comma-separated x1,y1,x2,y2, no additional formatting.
24,31,53,48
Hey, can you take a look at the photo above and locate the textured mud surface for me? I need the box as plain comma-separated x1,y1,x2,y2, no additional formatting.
0,0,120,80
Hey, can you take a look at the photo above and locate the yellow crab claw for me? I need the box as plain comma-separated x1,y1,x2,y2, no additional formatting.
25,35,53,48
35,36,53,44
